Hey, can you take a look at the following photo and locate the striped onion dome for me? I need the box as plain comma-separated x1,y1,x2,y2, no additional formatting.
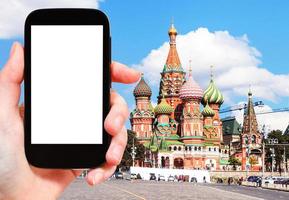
202,102,215,117
180,70,203,100
154,98,174,115
202,79,224,106
133,74,152,97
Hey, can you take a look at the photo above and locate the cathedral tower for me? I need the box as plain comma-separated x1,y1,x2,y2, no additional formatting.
130,75,154,144
202,66,224,144
179,65,204,140
158,23,186,125
154,97,174,137
241,88,262,170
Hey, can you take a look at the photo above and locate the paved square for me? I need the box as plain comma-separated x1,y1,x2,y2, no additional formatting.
60,179,267,200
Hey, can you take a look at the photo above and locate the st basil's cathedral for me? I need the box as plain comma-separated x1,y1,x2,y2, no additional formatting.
130,23,229,170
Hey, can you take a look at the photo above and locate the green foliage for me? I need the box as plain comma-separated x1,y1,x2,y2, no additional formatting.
228,156,241,170
265,130,289,172
118,130,145,169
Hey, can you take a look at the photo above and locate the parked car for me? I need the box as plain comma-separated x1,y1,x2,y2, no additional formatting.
149,173,157,181
274,178,289,184
280,178,289,185
158,175,165,181
190,177,197,183
168,175,175,182
115,172,123,179
247,176,261,183
131,173,137,180
263,176,284,184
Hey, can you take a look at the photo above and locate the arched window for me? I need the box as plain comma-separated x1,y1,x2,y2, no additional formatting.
189,146,192,151
244,136,249,144
224,150,228,154
209,148,211,151
198,147,201,151
169,146,172,151
178,146,182,151
252,135,256,144
173,146,177,151
194,146,197,151
214,148,216,152
185,146,188,151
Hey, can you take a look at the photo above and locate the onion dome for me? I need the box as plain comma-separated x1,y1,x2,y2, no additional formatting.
202,66,224,105
202,102,215,117
180,66,203,100
133,74,152,97
154,97,174,115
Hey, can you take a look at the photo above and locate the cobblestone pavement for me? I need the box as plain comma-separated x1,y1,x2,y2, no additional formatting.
60,179,266,200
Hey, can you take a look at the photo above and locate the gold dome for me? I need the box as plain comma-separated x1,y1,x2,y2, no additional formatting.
168,24,177,35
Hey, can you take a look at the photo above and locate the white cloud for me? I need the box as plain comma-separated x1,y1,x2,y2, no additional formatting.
134,27,289,102
231,103,289,133
0,0,100,38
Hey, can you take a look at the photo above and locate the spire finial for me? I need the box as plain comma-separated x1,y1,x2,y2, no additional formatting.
210,65,214,80
171,17,174,27
248,84,252,97
141,72,144,77
168,18,177,36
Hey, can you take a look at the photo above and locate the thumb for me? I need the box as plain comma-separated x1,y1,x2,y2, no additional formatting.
0,42,24,116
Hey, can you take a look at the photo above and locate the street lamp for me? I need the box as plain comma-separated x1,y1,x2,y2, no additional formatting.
246,143,250,178
268,138,278,174
131,137,137,167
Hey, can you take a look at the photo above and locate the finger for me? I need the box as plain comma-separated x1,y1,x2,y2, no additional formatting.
0,42,24,115
104,90,129,136
0,42,24,84
105,126,127,166
86,163,117,185
111,61,141,83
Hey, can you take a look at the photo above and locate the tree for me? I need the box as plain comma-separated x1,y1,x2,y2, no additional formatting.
228,156,241,170
118,130,145,170
265,130,289,174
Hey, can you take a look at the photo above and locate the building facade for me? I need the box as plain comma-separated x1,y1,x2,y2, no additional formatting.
130,24,229,170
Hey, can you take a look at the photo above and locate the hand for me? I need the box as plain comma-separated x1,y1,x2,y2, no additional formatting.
0,42,140,199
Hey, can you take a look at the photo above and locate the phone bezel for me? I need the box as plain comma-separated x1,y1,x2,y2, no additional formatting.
24,9,111,168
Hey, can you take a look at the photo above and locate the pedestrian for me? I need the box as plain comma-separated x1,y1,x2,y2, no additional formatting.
203,176,206,183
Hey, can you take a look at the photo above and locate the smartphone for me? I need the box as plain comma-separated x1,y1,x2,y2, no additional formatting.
24,9,111,168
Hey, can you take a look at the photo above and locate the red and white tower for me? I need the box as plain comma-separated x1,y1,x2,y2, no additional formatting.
130,74,155,144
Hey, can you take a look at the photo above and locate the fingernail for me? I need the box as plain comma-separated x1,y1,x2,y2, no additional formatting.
93,171,104,185
10,42,18,56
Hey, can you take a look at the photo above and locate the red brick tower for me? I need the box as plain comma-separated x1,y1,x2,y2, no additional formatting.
130,74,155,144
241,88,262,170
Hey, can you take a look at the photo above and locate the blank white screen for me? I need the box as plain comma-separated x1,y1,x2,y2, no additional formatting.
31,25,103,144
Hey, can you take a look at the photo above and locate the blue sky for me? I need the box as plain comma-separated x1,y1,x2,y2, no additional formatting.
0,0,288,131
